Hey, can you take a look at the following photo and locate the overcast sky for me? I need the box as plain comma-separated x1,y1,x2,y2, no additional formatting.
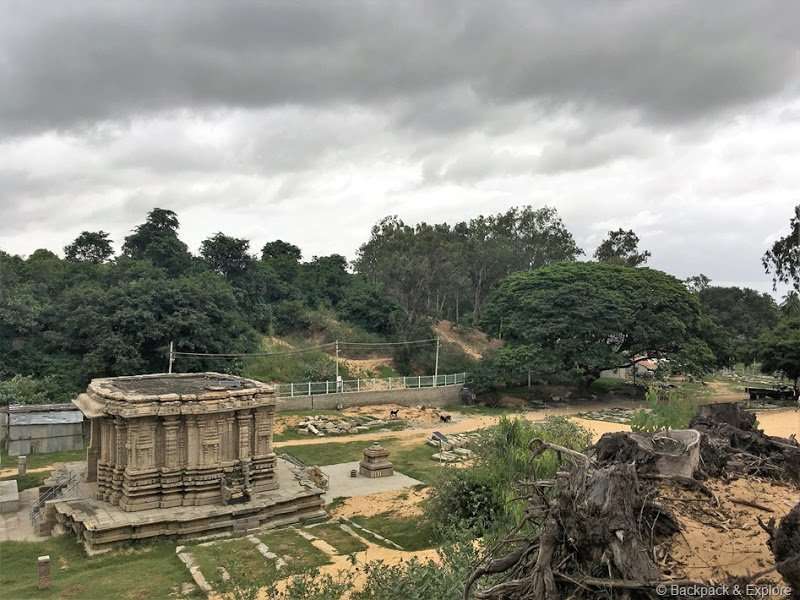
1,1,798,295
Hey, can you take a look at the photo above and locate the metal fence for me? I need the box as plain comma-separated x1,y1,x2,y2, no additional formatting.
272,372,467,398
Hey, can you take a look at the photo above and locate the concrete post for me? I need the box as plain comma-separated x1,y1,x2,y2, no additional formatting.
17,456,26,477
37,555,50,589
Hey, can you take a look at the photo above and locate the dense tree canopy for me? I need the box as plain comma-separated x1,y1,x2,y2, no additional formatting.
482,262,714,382
759,316,800,399
0,208,403,399
64,231,114,264
697,286,779,363
200,233,252,278
593,228,651,267
354,206,582,326
763,204,800,291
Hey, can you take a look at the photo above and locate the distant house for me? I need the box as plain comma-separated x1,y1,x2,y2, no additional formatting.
601,358,659,381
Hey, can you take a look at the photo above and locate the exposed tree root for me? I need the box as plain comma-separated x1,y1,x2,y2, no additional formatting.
465,405,800,599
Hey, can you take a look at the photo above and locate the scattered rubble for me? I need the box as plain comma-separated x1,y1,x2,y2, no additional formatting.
426,431,478,462
294,414,397,437
578,406,644,424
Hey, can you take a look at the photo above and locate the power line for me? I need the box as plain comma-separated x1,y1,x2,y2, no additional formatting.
172,342,336,359
338,338,438,347
169,336,439,360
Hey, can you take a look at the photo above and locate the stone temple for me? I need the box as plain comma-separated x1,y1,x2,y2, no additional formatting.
46,373,324,552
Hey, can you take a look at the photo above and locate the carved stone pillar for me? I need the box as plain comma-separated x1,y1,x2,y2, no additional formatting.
162,417,180,471
237,411,252,460
186,415,200,468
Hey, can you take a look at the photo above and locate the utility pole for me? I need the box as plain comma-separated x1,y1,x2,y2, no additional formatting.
168,340,174,374
335,340,340,391
434,336,440,385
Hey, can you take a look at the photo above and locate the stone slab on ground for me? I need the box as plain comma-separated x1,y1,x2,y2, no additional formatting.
0,480,20,514
321,462,421,503
0,487,47,542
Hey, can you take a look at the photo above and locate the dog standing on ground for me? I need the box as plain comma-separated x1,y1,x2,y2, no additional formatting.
389,409,400,419
439,414,452,423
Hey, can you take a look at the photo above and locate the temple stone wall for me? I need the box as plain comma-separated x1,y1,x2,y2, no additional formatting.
76,373,278,512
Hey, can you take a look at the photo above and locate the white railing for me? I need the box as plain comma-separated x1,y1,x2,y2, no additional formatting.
273,372,467,398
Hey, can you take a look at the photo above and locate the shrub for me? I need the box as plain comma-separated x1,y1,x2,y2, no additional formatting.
426,416,591,534
629,386,699,432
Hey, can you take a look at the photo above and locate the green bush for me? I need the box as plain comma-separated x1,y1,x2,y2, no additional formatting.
426,416,591,534
629,386,699,432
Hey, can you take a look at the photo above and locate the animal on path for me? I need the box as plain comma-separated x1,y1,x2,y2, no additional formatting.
439,414,452,423
389,409,400,419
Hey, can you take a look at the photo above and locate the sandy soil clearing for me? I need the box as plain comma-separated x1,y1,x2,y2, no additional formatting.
665,477,797,585
331,488,430,519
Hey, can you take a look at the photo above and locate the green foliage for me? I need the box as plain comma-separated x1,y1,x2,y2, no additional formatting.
482,262,714,383
698,286,779,364
763,204,800,292
338,278,402,336
0,374,70,405
593,228,651,266
350,512,437,550
758,316,800,396
629,386,699,432
63,230,114,264
121,208,193,274
427,416,591,533
200,232,252,277
354,206,582,328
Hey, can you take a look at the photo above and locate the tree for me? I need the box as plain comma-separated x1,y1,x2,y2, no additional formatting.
338,278,402,336
200,233,252,278
594,228,651,267
697,286,779,363
781,291,800,318
354,205,582,326
64,231,114,263
482,262,712,383
685,273,711,293
758,316,800,400
121,208,192,274
763,204,800,291
261,240,302,283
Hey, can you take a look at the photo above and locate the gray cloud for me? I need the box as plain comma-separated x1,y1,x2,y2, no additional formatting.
1,1,798,135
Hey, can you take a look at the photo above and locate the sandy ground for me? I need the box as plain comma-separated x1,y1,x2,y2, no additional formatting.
331,487,429,520
665,478,798,584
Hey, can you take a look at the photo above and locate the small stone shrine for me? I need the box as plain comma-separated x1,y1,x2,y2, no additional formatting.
358,443,394,478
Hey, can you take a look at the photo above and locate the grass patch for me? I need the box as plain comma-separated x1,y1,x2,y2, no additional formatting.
258,528,331,573
310,524,368,555
280,439,380,466
0,536,197,599
0,449,85,470
191,538,275,588
0,470,52,491
384,441,448,484
350,513,437,551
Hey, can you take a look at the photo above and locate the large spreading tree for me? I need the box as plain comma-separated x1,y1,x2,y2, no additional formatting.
593,228,651,267
482,262,714,383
